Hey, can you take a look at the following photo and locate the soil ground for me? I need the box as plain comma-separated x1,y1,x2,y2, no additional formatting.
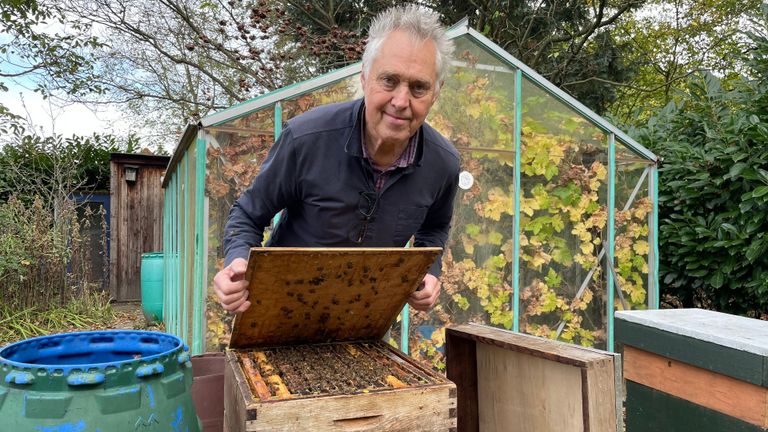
109,302,165,331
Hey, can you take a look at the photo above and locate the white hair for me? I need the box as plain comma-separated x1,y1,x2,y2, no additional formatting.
362,5,454,90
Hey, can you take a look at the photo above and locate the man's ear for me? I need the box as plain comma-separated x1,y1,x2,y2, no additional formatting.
433,80,444,101
360,72,367,88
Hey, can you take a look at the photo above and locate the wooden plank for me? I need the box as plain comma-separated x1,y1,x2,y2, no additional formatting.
120,162,131,300
447,324,609,367
616,316,765,386
110,152,169,167
109,161,118,300
153,166,165,252
231,247,441,348
446,328,478,432
238,352,271,401
625,381,765,432
378,342,447,384
624,346,768,428
245,385,456,432
476,343,584,432
583,358,618,431
612,352,624,432
225,350,257,432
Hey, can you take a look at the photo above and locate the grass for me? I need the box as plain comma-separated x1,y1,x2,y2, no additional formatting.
0,292,158,347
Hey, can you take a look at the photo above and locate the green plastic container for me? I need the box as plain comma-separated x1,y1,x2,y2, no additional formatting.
141,252,164,323
0,330,200,431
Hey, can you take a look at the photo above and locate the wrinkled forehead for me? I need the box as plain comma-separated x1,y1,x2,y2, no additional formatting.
368,30,438,79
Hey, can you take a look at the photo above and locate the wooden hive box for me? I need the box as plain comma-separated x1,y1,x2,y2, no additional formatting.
616,308,768,432
446,324,622,432
224,248,457,432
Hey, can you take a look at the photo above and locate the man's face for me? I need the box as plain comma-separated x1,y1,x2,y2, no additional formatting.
361,29,439,148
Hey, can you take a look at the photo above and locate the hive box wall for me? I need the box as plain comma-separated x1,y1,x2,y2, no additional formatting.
616,309,768,432
446,324,621,432
224,348,457,432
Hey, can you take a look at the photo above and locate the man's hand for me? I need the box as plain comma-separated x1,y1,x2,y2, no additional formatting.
408,273,440,311
213,258,251,313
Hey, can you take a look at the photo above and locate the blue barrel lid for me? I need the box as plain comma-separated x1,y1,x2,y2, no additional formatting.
0,330,185,375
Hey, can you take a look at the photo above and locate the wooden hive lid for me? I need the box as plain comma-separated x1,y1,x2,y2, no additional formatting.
229,247,441,349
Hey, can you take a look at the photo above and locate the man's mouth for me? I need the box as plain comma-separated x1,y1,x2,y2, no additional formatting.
384,112,409,122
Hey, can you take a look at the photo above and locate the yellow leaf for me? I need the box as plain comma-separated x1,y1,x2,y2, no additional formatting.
580,242,593,254
591,161,607,181
467,104,482,119
431,328,446,347
633,240,649,255
521,198,536,216
528,249,551,268
461,235,475,254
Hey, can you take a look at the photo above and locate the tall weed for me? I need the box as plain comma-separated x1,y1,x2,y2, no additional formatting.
0,195,106,310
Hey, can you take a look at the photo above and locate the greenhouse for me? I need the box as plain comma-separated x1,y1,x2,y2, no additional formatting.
162,20,659,362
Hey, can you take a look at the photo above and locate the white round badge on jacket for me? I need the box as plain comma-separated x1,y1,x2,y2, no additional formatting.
458,171,474,190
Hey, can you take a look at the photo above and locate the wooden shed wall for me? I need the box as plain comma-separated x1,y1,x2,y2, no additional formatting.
110,154,170,302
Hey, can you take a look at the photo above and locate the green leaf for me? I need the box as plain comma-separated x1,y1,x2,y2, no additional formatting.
745,240,765,263
752,186,768,198
710,272,725,288
739,200,755,213
719,223,738,235
465,224,481,237
727,162,747,178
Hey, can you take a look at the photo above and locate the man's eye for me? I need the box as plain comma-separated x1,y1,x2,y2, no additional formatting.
380,77,397,88
411,84,430,97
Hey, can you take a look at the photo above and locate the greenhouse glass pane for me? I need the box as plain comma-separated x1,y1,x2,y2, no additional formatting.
614,143,654,311
178,155,188,341
281,75,362,121
519,77,608,349
405,34,518,370
187,141,197,347
203,106,275,350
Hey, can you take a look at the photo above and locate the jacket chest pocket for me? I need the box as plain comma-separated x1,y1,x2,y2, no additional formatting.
393,205,429,245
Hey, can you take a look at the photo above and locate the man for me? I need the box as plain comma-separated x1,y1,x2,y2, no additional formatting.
214,5,459,314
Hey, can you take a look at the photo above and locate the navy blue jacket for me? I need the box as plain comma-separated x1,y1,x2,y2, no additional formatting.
223,99,460,276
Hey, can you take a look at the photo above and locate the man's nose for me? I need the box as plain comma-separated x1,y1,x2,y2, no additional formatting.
390,84,410,109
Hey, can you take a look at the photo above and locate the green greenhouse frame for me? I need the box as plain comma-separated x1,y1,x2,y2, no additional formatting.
162,21,659,356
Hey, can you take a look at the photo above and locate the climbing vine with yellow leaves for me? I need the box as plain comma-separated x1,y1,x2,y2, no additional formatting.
401,45,653,371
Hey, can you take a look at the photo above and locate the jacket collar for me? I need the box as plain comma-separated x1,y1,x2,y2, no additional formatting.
344,98,425,167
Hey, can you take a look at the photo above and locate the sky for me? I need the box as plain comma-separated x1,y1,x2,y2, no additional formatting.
0,81,132,139
0,18,135,143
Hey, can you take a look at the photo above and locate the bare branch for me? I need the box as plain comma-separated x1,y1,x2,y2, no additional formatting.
563,68,706,92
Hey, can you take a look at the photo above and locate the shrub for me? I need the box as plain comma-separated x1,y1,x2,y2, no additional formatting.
631,62,768,316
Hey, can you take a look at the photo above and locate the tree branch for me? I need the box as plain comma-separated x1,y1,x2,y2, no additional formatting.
562,68,706,92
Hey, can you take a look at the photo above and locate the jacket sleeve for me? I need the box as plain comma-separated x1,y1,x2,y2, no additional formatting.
413,166,460,277
223,126,299,267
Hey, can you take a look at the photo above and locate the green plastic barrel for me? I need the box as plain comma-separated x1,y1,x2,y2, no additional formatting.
0,330,200,431
141,252,164,323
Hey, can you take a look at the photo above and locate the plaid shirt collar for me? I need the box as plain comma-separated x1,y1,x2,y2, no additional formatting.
361,117,418,173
